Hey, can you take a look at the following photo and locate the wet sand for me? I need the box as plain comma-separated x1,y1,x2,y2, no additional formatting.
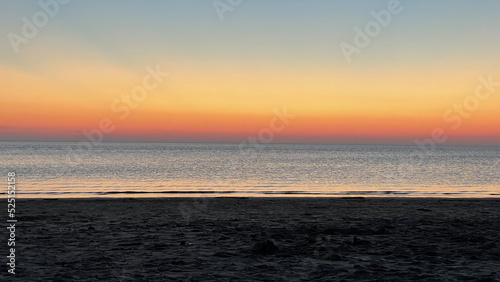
6,197,500,281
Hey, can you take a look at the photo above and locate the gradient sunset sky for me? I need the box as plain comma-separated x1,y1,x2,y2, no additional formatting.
1,0,499,144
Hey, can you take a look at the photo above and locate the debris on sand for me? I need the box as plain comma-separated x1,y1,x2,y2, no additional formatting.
352,236,371,246
252,240,279,255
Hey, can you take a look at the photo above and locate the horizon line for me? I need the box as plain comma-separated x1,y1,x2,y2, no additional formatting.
1,139,498,147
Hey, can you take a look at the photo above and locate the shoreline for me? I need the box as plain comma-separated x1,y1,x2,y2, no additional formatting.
7,197,500,281
10,193,500,199
12,196,500,200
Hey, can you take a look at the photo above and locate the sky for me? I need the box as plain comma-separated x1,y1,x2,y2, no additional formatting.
1,0,499,145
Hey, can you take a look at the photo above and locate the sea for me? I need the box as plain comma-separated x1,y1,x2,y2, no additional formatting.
1,142,499,198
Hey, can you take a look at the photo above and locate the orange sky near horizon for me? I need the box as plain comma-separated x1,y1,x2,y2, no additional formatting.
1,60,500,145
1,1,500,145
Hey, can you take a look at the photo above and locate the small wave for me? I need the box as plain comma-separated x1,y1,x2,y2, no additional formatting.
4,190,499,198
5,190,415,196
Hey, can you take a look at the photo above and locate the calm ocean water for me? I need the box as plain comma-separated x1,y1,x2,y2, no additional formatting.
1,142,499,198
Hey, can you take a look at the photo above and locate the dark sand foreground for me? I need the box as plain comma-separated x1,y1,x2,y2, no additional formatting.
5,198,500,281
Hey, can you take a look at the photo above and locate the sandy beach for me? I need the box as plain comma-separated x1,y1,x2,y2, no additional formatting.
5,197,500,281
